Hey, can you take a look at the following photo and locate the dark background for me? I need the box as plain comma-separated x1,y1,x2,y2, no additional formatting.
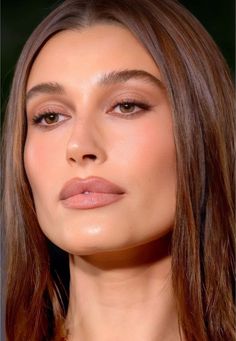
1,0,235,112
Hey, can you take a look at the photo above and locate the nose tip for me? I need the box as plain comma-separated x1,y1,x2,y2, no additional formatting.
66,127,106,166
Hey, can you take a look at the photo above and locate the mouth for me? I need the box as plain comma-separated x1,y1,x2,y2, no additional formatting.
59,176,125,209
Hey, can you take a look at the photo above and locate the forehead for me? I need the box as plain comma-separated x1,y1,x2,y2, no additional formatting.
27,24,161,90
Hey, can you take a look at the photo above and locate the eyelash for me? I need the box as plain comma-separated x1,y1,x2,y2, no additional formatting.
31,99,151,127
32,110,67,126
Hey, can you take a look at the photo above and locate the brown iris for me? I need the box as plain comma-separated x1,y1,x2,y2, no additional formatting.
119,103,136,113
44,113,59,124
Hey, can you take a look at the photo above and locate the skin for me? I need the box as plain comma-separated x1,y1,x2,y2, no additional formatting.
24,25,180,340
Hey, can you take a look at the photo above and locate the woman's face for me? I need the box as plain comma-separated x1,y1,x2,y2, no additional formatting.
24,24,176,255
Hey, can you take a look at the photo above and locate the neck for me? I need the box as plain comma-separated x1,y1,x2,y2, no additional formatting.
66,233,181,340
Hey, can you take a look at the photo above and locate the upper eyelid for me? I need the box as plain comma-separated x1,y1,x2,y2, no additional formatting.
114,102,145,109
31,98,146,111
26,83,156,107
27,92,153,119
26,98,74,118
26,104,70,121
108,99,151,111
32,100,146,118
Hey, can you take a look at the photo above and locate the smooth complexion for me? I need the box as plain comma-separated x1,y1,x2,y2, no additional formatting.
24,25,180,340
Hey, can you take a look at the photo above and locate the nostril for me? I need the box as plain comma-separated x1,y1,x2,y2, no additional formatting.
82,154,97,161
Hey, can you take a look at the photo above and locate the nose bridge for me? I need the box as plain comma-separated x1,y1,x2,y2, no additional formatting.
72,114,97,143
66,114,106,165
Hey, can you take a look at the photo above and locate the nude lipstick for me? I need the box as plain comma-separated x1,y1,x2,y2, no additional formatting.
59,177,125,209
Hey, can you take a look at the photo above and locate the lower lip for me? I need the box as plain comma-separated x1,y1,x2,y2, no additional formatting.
61,192,124,209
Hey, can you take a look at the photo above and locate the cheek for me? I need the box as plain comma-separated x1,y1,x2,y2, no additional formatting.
113,112,176,185
24,133,64,198
114,110,177,228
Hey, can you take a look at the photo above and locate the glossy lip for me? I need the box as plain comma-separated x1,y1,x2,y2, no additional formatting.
59,176,125,209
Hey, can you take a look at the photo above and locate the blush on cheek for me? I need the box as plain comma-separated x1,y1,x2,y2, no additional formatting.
24,139,54,193
24,132,63,171
125,115,175,169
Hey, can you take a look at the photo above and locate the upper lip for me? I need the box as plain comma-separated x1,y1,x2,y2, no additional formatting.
59,176,125,200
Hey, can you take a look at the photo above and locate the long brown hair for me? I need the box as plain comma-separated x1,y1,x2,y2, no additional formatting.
2,0,235,340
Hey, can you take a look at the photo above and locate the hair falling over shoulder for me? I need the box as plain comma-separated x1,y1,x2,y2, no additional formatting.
2,0,235,340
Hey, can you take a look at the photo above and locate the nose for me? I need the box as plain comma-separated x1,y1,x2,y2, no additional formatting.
66,119,107,166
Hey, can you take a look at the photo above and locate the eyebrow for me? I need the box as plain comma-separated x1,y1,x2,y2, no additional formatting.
98,69,164,88
26,69,164,102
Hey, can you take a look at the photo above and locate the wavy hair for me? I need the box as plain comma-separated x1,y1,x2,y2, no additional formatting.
2,0,235,340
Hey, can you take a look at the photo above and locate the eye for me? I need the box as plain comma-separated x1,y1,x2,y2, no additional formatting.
32,112,69,126
110,100,151,117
